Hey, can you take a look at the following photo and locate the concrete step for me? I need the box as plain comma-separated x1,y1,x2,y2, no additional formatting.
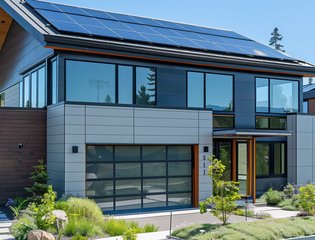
0,228,10,234
0,234,14,240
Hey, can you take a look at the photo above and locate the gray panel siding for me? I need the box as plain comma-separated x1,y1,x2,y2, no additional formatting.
47,104,65,196
3,83,19,107
51,104,213,201
287,114,315,185
0,21,52,91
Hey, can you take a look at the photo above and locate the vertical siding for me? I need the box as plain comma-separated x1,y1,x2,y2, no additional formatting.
47,104,65,196
0,21,52,92
0,108,46,203
4,83,19,107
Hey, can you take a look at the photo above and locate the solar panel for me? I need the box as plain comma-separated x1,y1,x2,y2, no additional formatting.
25,0,295,61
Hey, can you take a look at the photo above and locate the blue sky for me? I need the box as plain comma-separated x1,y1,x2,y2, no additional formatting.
42,0,315,66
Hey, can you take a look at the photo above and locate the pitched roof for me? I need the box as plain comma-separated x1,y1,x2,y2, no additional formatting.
1,0,315,76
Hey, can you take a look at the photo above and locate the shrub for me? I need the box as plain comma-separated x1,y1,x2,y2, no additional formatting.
71,235,88,240
283,183,295,198
64,219,103,237
298,184,315,215
143,223,159,232
63,198,104,223
264,188,284,206
122,228,137,240
28,185,56,230
10,215,37,240
25,159,49,202
233,208,255,217
278,198,299,211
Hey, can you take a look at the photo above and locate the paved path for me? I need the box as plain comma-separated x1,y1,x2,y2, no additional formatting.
113,209,256,231
0,221,13,240
252,206,299,218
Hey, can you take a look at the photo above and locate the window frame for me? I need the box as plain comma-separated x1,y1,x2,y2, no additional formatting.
64,59,157,106
213,114,235,129
186,70,235,112
21,63,46,108
255,77,300,114
256,141,287,178
255,116,287,130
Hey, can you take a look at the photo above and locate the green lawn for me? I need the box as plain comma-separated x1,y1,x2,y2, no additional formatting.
172,217,315,240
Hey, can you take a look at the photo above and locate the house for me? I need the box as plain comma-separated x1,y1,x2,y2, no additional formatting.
1,0,315,213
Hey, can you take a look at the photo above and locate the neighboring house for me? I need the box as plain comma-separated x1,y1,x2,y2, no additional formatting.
1,0,315,213
303,83,315,113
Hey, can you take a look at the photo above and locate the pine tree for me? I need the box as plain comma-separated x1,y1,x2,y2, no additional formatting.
136,85,150,104
269,27,285,52
25,159,49,202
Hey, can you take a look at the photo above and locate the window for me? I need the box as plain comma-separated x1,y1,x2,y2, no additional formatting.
256,77,299,113
136,67,156,105
187,72,204,108
270,79,299,113
118,65,133,104
0,92,4,107
213,115,234,128
303,101,308,113
256,116,286,130
51,60,58,104
206,73,233,111
66,60,116,103
256,142,286,177
21,65,46,108
187,71,233,111
65,60,157,106
86,145,192,212
256,78,269,112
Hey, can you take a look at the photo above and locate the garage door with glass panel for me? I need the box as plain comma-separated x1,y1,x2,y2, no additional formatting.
86,145,193,212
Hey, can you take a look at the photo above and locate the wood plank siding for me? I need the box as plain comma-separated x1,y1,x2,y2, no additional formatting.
0,108,46,203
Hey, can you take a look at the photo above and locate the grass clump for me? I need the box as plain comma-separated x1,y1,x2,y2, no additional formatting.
64,219,103,237
172,217,315,240
143,223,159,232
278,198,299,211
103,218,141,236
264,188,284,206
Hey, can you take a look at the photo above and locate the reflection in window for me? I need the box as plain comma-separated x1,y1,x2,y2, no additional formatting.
24,76,30,108
51,60,58,104
213,115,234,128
38,67,46,108
270,79,299,113
274,143,285,175
136,67,156,105
0,92,4,107
256,78,299,113
31,72,37,108
256,78,269,112
66,60,116,103
219,142,232,181
303,101,308,113
256,117,286,130
256,143,270,176
187,72,204,108
206,73,233,111
118,66,133,104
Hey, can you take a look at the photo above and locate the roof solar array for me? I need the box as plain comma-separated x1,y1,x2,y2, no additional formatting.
25,0,294,61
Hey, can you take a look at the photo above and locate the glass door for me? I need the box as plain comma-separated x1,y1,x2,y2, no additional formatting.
237,141,248,195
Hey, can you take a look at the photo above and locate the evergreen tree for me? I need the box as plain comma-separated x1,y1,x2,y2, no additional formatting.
269,27,285,52
104,94,112,103
25,159,49,202
136,85,150,104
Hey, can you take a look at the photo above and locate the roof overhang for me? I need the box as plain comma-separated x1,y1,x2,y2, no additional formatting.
213,129,293,138
43,34,315,77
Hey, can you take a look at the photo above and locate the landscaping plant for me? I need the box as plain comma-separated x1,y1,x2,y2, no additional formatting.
200,156,241,225
10,215,37,240
264,188,284,206
122,228,138,240
298,184,315,215
25,159,49,202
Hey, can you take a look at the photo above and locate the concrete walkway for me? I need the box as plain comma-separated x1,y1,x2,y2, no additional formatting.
252,206,299,218
0,221,13,240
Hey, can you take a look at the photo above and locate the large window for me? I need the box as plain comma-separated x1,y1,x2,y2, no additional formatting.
256,142,286,177
256,116,286,130
86,145,192,212
187,71,233,111
20,65,46,108
213,115,234,128
66,60,156,106
256,77,299,113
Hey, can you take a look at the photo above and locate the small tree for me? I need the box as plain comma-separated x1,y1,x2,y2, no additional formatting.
298,184,315,215
269,27,285,52
200,156,241,225
25,159,49,201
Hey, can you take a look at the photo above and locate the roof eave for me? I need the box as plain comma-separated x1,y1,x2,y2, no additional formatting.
43,34,315,77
